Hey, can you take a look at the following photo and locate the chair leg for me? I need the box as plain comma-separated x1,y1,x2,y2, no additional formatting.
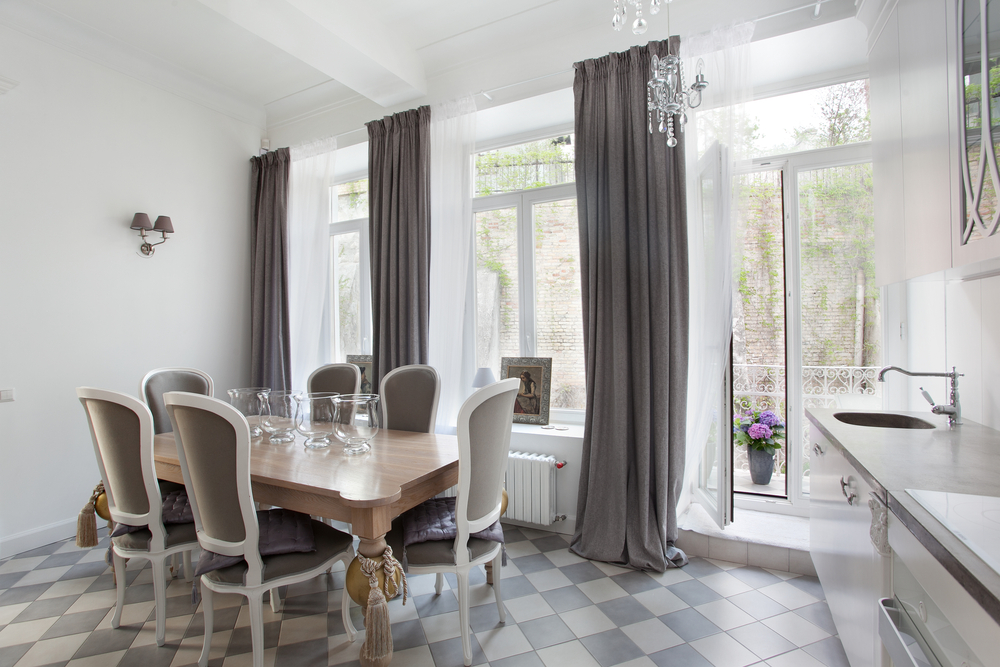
270,587,282,613
170,553,179,578
183,551,193,583
111,551,126,629
435,572,444,595
341,585,357,642
492,553,505,623
198,583,214,667
457,570,472,666
248,591,266,667
152,557,168,646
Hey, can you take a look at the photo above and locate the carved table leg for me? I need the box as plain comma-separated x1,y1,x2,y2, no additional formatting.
345,506,401,667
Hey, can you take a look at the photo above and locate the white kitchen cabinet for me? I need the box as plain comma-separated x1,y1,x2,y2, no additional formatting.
809,426,891,667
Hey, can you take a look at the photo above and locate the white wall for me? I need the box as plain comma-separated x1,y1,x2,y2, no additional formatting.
0,25,261,557
886,272,1000,431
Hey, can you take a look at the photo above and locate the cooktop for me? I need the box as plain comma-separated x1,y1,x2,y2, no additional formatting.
907,489,1000,577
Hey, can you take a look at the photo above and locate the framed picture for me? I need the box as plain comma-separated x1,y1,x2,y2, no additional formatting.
346,355,374,394
500,357,552,425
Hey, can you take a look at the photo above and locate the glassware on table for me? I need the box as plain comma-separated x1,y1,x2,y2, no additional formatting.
332,394,380,456
260,390,301,444
227,387,270,438
294,392,339,450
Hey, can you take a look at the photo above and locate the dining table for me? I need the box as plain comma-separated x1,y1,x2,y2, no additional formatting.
153,427,460,666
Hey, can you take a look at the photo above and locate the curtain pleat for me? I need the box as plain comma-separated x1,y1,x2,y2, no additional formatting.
249,148,292,391
367,107,432,390
570,39,690,571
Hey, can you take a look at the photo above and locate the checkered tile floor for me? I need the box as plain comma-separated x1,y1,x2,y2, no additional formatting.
0,525,848,667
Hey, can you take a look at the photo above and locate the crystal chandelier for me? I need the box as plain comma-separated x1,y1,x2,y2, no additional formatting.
612,0,666,34
647,54,707,147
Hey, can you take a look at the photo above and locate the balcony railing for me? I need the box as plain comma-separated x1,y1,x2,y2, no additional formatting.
732,365,882,493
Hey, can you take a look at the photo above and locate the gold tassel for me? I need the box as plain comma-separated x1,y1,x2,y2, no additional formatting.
76,482,105,548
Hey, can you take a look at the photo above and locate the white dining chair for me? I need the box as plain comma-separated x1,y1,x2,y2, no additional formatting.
164,391,356,667
140,367,214,434
77,387,200,648
386,378,519,666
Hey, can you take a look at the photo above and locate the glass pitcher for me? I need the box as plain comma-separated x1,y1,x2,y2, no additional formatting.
260,390,301,444
227,387,270,438
332,394,380,455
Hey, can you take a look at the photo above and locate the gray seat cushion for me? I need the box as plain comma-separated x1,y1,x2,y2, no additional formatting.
386,517,500,568
204,521,353,585
112,521,198,552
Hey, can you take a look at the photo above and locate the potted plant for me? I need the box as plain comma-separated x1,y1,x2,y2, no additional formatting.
733,408,786,485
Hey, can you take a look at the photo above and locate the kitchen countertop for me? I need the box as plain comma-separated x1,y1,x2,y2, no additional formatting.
806,408,1000,626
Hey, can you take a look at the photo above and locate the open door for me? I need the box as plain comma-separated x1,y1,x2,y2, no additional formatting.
690,142,732,528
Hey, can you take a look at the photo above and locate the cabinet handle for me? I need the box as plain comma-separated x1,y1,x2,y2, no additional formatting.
813,443,824,457
841,476,857,505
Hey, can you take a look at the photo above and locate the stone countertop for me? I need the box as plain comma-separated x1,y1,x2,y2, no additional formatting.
806,408,1000,626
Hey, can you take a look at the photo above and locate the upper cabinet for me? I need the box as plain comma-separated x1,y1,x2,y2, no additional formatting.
864,0,1000,283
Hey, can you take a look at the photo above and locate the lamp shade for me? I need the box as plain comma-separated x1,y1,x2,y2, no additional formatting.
130,212,152,230
153,216,174,233
472,367,496,389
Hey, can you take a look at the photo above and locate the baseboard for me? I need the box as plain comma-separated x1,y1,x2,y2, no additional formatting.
0,517,77,559
502,516,575,537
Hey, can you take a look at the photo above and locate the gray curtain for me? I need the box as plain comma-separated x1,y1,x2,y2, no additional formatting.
249,148,292,391
366,107,431,390
570,39,689,572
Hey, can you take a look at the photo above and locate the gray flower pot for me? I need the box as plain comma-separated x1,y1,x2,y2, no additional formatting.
748,447,775,486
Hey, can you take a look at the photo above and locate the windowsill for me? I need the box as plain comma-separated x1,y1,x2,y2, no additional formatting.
680,502,810,551
511,423,585,438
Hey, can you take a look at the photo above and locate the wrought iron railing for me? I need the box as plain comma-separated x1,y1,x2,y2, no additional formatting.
733,365,882,484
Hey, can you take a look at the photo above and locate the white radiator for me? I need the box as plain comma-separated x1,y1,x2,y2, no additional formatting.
436,451,566,527
505,451,565,526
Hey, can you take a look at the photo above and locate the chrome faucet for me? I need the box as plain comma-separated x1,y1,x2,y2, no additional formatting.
877,366,963,426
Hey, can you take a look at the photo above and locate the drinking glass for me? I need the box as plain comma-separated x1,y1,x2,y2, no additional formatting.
227,387,270,438
332,394,380,456
260,390,301,444
294,393,339,449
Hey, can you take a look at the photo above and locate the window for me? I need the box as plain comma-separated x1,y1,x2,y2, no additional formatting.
329,178,371,362
473,135,586,411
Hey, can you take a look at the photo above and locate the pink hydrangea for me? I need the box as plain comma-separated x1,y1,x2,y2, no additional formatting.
748,423,772,440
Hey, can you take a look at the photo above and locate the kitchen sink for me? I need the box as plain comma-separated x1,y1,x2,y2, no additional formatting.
833,412,935,429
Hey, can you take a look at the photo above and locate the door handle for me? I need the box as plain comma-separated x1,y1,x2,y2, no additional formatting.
813,443,824,457
841,476,857,505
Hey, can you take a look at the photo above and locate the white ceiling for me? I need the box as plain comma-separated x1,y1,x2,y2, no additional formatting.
0,0,866,143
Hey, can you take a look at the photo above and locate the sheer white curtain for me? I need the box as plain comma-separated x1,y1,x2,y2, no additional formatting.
288,138,337,391
428,96,477,433
679,22,755,515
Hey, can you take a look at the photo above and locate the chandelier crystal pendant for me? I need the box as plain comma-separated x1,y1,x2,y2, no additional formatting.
612,0,664,34
647,54,707,147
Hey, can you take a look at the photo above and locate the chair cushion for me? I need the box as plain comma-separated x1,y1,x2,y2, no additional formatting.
112,521,198,552
403,497,503,547
203,520,353,585
386,512,502,569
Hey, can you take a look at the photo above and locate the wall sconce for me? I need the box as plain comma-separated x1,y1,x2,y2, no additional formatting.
130,213,173,256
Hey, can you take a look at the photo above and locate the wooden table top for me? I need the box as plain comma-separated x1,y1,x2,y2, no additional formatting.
153,429,459,510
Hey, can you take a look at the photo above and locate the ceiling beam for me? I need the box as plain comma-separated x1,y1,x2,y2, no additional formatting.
196,0,426,108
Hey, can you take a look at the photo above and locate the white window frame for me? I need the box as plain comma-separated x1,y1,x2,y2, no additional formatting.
472,181,584,423
328,179,372,363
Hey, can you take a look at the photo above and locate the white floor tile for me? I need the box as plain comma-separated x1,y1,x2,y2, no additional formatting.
698,572,753,597
765,648,828,667
559,606,616,638
504,541,541,558
12,631,90,667
220,647,277,667
762,568,798,581
475,624,533,662
0,602,30,626
645,567,693,586
689,632,760,667
0,617,58,647
593,561,633,577
66,649,128,667
37,577,98,600
130,615,193,649
537,639,601,667
171,630,231,667
526,568,573,592
576,578,628,604
632,587,689,616
277,613,328,646
0,557,47,574
328,634,363,665
504,593,555,623
543,549,586,568
10,566,72,587
694,599,756,631
762,612,830,647
757,582,819,610
96,601,155,631
705,559,744,571
420,610,461,643
614,657,657,667
388,644,436,667
620,618,684,654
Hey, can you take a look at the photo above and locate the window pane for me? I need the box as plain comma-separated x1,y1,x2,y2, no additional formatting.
475,207,520,379
733,169,787,498
331,231,363,359
533,198,586,410
798,163,880,496
475,135,574,196
743,80,870,159
336,179,368,222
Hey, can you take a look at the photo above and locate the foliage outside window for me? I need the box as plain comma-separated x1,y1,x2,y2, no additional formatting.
475,136,574,196
330,179,370,360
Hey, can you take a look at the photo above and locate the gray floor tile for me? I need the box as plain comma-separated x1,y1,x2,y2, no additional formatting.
123,583,155,605
680,559,724,579
225,620,280,654
666,580,722,607
504,529,529,544
117,642,178,667
727,567,782,589
0,573,25,590
60,562,111,581
492,651,546,667
610,571,660,595
793,601,837,636
595,597,655,626
560,562,605,584
186,606,241,638
648,642,714,666
273,637,329,667
786,575,825,600
659,608,721,642
727,622,796,660
0,583,51,606
414,592,461,617
0,643,32,667
512,554,557,575
429,634,488,666
14,543,63,559
803,635,851,667
84,574,117,594
281,591,328,617
13,595,79,623
530,537,569,553
726,590,789,620
469,602,504,632
443,568,487,587
36,552,87,570
388,619,428,651
499,576,539,600
579,628,645,667
540,586,593,613
40,609,108,640
517,615,576,650
73,627,142,659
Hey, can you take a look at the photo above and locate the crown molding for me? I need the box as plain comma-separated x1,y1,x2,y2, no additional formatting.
0,74,18,94
0,1,265,127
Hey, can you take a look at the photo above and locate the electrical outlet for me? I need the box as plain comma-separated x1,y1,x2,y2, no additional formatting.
0,389,14,402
